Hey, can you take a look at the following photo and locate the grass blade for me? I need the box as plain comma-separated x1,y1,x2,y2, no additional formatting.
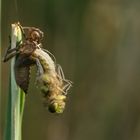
4,23,25,140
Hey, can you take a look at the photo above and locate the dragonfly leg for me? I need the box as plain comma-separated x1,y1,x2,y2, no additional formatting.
56,64,73,84
3,36,22,62
62,82,72,95
42,48,56,63
3,51,19,62
56,64,65,80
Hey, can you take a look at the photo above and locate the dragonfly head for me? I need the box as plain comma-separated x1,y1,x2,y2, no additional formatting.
48,98,66,114
30,29,44,43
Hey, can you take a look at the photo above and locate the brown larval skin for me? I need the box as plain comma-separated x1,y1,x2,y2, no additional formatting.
14,41,37,93
15,56,35,93
20,26,44,44
3,24,44,93
14,24,44,93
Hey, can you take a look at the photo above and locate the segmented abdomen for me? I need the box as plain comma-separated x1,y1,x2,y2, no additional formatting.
14,55,35,93
32,48,66,113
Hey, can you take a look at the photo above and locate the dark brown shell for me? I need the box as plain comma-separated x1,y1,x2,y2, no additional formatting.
14,54,35,93
23,27,44,43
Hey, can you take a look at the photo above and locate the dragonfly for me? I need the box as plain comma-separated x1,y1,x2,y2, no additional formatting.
34,46,72,113
3,23,72,113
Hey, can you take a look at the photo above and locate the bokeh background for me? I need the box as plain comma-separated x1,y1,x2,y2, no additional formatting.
1,0,140,140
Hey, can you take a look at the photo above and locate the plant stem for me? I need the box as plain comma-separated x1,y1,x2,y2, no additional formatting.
5,23,25,140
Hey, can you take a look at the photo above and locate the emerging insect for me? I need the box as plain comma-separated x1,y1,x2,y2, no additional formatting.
3,22,72,113
33,46,72,113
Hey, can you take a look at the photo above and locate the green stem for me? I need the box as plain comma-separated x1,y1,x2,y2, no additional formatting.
4,23,25,140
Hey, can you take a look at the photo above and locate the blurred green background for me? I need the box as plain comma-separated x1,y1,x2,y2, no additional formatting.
1,0,140,140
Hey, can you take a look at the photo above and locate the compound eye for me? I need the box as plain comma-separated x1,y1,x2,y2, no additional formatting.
48,103,58,113
31,31,40,41
48,102,65,113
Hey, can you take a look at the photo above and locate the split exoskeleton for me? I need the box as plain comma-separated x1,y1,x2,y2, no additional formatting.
3,22,72,113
